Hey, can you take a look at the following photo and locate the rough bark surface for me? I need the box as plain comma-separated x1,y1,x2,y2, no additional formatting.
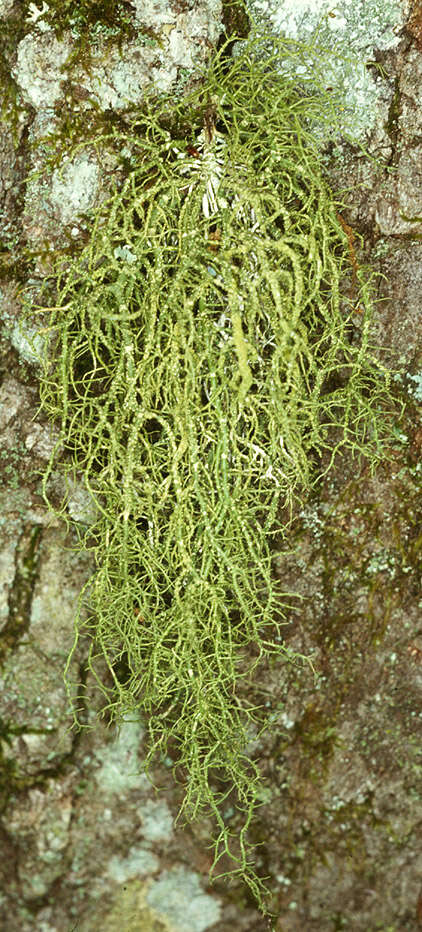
0,2,421,931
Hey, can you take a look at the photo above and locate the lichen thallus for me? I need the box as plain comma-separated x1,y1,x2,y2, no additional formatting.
27,32,394,912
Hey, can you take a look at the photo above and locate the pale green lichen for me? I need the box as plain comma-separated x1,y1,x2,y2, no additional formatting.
28,28,394,912
107,847,159,883
94,715,148,795
146,867,221,931
407,370,422,402
241,0,407,141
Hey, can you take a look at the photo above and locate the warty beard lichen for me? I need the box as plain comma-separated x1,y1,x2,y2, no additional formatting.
29,31,394,912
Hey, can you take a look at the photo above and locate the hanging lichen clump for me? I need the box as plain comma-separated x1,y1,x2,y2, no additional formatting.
32,33,392,910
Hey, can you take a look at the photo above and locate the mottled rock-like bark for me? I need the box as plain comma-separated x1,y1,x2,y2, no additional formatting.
1,1,421,931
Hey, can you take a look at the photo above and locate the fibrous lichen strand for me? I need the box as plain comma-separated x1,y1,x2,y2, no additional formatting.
28,31,394,911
